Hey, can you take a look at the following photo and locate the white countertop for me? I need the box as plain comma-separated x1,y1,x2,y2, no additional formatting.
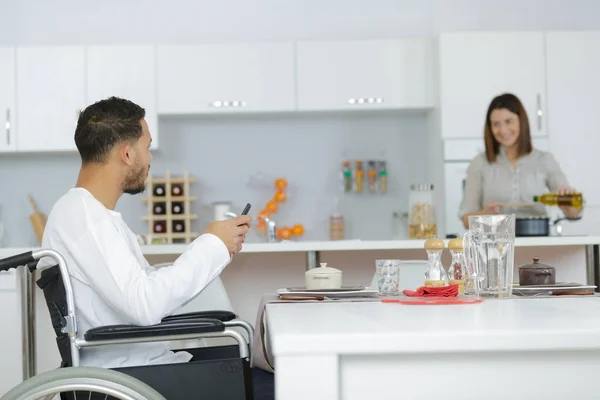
1,235,600,258
266,297,600,356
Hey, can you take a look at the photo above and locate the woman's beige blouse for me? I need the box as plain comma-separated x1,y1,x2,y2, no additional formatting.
459,148,570,218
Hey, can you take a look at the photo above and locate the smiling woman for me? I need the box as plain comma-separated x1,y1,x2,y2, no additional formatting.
459,93,582,229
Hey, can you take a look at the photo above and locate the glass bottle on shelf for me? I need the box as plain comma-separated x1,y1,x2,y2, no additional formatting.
424,238,446,287
367,161,377,193
408,184,437,239
171,183,184,197
153,184,166,197
153,202,166,215
354,161,364,193
378,161,387,194
533,192,583,208
448,238,465,294
342,161,352,193
329,213,344,240
153,221,166,233
172,202,184,214
172,220,185,233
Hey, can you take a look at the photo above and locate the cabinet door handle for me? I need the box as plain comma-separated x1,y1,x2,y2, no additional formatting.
5,108,10,146
536,94,543,131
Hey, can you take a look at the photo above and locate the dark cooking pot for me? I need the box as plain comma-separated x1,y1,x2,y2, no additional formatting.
515,216,582,237
519,257,556,286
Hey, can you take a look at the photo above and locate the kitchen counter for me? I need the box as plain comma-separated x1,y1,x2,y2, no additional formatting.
2,235,600,259
266,297,600,399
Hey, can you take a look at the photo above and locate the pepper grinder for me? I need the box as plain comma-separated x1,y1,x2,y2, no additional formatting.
424,238,447,287
448,238,465,294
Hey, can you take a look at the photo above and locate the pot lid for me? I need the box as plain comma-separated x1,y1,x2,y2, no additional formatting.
519,257,555,270
306,263,342,276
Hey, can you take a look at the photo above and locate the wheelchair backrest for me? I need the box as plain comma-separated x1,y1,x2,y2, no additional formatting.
36,265,73,367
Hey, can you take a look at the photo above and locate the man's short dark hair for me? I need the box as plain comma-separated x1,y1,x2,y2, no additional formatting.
74,97,146,164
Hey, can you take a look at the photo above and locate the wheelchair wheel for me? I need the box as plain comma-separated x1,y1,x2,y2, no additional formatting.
2,367,166,400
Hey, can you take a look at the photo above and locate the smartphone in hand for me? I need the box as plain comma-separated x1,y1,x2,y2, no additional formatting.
241,203,251,216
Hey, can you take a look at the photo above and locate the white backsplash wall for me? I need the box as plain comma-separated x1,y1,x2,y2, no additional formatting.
0,112,430,247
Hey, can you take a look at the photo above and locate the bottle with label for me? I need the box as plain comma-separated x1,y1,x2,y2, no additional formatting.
423,238,447,287
171,183,184,197
367,161,377,193
447,238,465,294
342,161,352,193
378,161,387,194
329,213,344,240
172,220,185,233
533,192,583,208
354,161,364,193
153,202,166,215
172,202,184,215
153,184,166,197
153,221,166,233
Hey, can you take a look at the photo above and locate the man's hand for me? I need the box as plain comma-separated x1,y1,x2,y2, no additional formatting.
205,215,252,254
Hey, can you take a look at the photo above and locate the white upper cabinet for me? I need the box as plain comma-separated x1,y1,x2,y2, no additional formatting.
0,47,16,153
439,32,547,139
296,39,434,111
86,46,158,149
546,31,600,205
16,46,85,152
157,42,295,114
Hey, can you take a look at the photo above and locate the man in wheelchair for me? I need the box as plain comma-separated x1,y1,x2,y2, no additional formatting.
36,97,272,399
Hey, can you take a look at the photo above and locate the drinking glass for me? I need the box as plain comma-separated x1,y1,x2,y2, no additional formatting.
376,259,401,296
463,214,515,298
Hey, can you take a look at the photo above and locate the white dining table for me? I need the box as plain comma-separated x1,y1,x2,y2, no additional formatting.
265,297,600,400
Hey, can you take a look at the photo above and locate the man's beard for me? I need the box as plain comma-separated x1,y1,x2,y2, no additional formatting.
123,163,147,195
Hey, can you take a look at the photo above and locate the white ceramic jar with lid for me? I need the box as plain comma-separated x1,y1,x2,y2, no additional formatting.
305,263,343,290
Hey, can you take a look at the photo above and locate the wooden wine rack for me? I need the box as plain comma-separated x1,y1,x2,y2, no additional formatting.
142,170,199,244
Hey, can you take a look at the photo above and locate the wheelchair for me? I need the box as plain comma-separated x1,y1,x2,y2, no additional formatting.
0,249,260,400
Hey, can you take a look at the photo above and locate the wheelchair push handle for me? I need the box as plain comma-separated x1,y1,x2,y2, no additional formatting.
0,250,36,272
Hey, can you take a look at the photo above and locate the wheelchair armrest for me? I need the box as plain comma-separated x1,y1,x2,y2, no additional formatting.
162,310,237,323
84,318,225,341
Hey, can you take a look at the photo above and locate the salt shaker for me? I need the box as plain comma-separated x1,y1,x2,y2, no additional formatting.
448,238,465,294
424,238,447,287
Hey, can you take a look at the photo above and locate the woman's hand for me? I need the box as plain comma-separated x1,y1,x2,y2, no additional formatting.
461,202,501,229
556,187,577,196
555,187,583,219
483,201,501,214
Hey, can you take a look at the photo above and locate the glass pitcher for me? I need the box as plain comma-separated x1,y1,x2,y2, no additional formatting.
463,214,515,298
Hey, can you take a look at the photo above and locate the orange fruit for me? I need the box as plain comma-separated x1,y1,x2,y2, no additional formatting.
277,227,292,240
275,178,288,191
292,224,304,236
256,223,266,232
266,200,278,213
274,190,287,203
257,209,271,223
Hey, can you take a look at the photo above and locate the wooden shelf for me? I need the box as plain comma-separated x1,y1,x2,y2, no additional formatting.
141,196,197,202
142,170,198,244
146,177,197,184
142,214,198,221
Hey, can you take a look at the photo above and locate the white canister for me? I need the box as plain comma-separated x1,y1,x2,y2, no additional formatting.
212,202,232,221
305,263,343,290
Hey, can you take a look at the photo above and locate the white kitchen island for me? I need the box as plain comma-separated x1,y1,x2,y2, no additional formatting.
266,297,600,400
1,236,600,396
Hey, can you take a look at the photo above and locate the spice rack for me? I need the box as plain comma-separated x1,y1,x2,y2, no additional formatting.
341,159,388,194
142,170,199,244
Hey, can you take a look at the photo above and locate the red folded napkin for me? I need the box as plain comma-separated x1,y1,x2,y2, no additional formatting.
402,284,459,297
